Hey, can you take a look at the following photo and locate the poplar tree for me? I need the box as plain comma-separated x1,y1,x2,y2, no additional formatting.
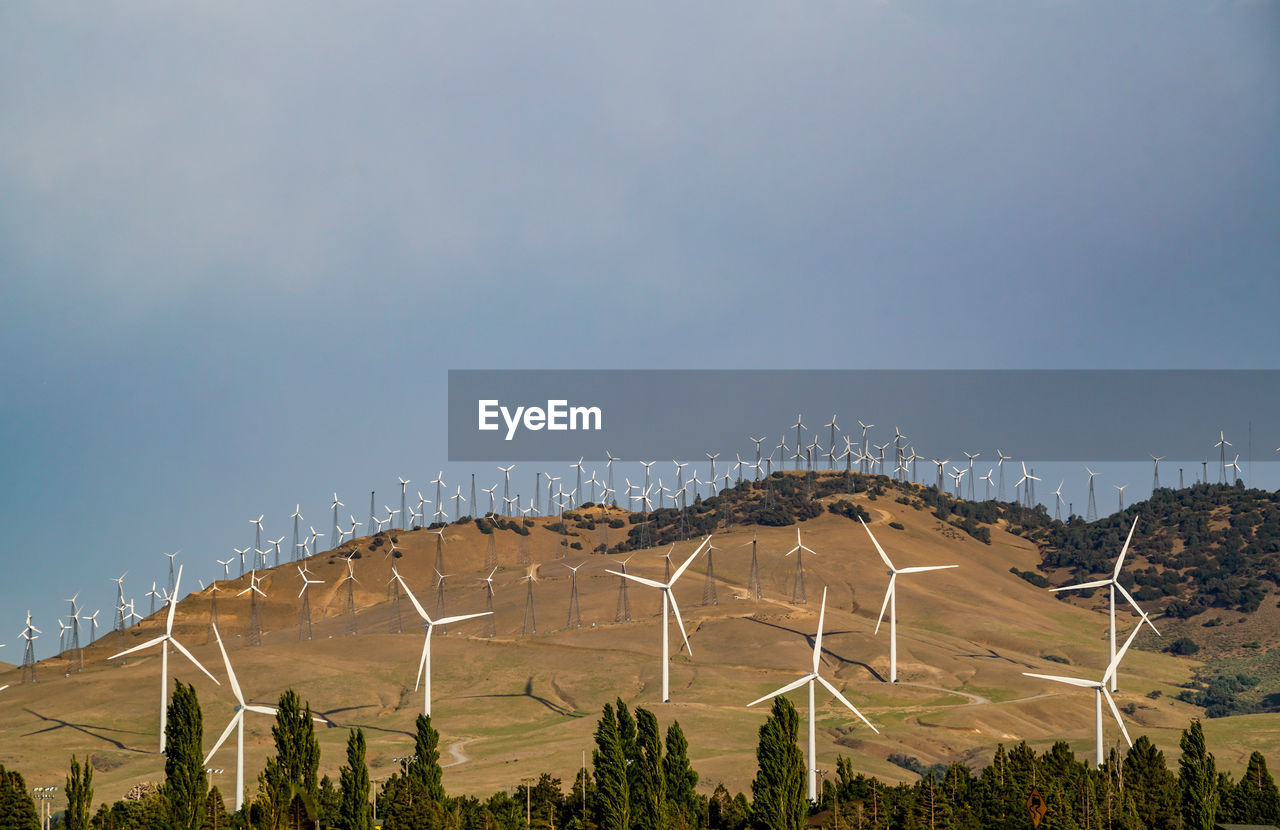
1234,751,1280,824
1178,719,1218,830
592,702,630,830
338,729,371,830
1123,735,1178,830
405,714,444,804
64,756,93,830
633,708,665,830
750,696,804,830
163,681,207,830
0,765,40,830
262,689,320,829
663,720,699,828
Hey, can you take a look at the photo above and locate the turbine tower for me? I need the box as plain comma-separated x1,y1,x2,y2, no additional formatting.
1050,517,1159,691
393,571,491,717
20,612,40,684
1215,431,1231,484
606,537,710,702
340,557,359,636
1085,467,1099,523
785,529,817,604
298,565,322,641
109,566,220,752
792,415,806,470
614,554,635,622
996,450,1011,501
240,571,266,646
478,569,497,638
1150,455,1164,491
963,452,980,499
565,563,583,629
203,624,280,812
521,564,540,636
746,534,763,601
701,541,719,606
164,551,180,598
824,416,839,470
748,587,878,802
860,518,956,683
1114,483,1128,512
291,505,303,563
1022,624,1143,767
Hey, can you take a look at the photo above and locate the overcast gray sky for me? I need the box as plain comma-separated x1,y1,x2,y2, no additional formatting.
2,1,1278,655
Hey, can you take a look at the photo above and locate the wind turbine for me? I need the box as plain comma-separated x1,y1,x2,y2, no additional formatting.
398,477,411,530
297,566,323,641
749,437,765,480
394,572,491,716
431,472,447,520
250,515,264,563
499,465,515,515
748,587,878,802
521,564,540,636
1150,455,1164,491
1215,431,1231,484
963,452,980,499
1114,483,1128,511
203,624,280,812
824,416,839,470
858,421,873,474
109,565,219,752
330,493,344,549
791,415,806,470
565,563,583,629
996,450,1011,501
785,529,817,604
1022,624,1144,767
268,537,285,568
20,611,40,683
979,469,994,500
860,518,956,683
1050,517,1159,691
1015,462,1040,508
605,452,620,505
239,570,267,646
606,536,710,702
1052,481,1066,521
482,484,498,517
614,553,635,622
290,505,303,562
164,551,180,597
1085,466,1099,522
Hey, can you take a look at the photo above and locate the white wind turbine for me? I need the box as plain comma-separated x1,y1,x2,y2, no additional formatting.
203,624,283,812
606,536,710,702
1022,624,1144,767
330,493,344,549
1114,483,1128,511
398,476,411,530
785,528,817,604
748,587,878,802
394,572,492,717
498,465,515,515
1052,481,1066,520
1050,517,1159,691
1015,462,1040,508
109,565,219,753
980,469,994,500
860,518,956,683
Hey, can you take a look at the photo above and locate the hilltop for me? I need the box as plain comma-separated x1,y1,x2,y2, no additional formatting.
0,472,1276,805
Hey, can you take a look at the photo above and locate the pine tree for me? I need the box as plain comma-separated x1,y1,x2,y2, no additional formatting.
1231,750,1280,824
1178,719,1218,830
405,714,445,805
338,729,371,830
663,721,699,828
65,755,93,830
204,787,229,830
164,681,207,830
1122,735,1178,830
318,776,341,828
750,695,805,830
633,708,665,830
261,689,321,830
0,765,40,830
592,702,630,830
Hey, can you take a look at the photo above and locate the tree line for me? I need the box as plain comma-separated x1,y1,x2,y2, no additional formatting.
0,682,1276,829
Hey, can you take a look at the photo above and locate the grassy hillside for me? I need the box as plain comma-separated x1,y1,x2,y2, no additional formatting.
1,473,1275,805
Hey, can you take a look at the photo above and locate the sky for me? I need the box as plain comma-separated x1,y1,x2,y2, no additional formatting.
2,1,1278,657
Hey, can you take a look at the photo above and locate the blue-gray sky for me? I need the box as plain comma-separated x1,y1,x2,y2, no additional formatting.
2,1,1278,656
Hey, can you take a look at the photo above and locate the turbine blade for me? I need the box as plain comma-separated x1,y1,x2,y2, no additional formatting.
1103,624,1145,685
859,517,895,570
670,536,711,584
747,673,812,707
213,625,244,705
1115,583,1161,636
669,593,693,657
897,565,957,574
108,636,166,661
204,712,241,765
415,633,430,691
435,611,492,626
244,705,278,716
874,576,895,634
1113,517,1140,578
817,675,879,734
1022,672,1098,689
605,570,665,589
169,636,220,685
396,574,430,621
1050,579,1113,593
813,588,828,674
167,565,183,632
1101,689,1134,747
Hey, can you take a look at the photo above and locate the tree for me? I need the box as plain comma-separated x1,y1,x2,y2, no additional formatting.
1233,750,1280,824
164,681,207,830
663,721,699,828
1122,735,1178,830
1178,719,1218,830
259,689,321,830
204,787,229,830
338,729,371,830
404,714,444,805
0,765,40,830
592,702,630,830
65,756,94,830
633,708,665,830
750,696,805,830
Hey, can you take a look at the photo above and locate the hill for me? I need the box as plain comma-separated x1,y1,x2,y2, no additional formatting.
0,473,1276,806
